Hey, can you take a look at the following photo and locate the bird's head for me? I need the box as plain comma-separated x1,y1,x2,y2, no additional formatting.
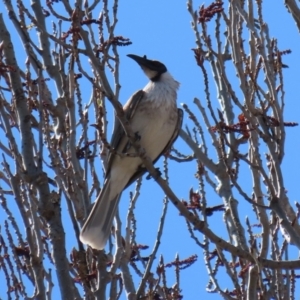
127,54,167,82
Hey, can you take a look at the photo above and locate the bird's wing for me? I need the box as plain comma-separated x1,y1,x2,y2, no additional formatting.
124,108,184,188
106,90,145,174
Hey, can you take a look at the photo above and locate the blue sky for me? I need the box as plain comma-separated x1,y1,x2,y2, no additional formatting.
1,1,300,299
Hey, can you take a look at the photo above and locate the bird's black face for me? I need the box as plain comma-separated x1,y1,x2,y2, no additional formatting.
127,54,167,81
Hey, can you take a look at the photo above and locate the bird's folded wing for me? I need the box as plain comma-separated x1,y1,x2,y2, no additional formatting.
107,90,145,173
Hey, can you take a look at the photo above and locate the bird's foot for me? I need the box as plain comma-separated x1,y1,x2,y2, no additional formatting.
134,131,141,142
146,168,162,180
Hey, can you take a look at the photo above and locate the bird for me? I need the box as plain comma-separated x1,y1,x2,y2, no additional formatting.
80,54,183,250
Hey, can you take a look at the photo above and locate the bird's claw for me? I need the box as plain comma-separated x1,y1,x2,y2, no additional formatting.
134,131,141,142
146,168,161,180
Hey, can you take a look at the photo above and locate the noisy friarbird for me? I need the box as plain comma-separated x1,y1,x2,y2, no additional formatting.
80,54,183,249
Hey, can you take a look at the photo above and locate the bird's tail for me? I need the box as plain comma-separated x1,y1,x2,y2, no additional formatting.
80,179,120,250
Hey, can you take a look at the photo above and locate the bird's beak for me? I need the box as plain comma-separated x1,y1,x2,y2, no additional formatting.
127,54,158,71
127,54,167,80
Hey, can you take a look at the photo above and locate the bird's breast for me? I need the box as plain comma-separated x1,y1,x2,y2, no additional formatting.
130,101,178,160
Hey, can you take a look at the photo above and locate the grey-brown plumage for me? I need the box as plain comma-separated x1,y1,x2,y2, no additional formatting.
80,54,183,249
